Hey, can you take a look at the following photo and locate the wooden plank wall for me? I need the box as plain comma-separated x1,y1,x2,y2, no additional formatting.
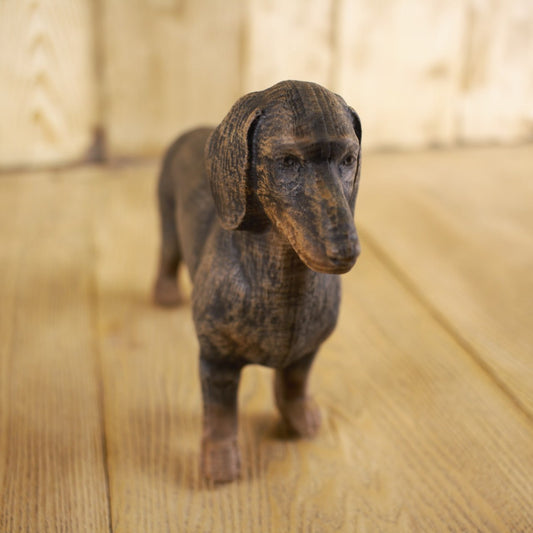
0,0,98,168
1,0,532,168
101,0,244,158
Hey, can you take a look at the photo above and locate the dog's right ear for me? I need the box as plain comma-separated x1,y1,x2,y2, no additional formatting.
205,92,263,230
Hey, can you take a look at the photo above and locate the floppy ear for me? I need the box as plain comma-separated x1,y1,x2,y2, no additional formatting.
205,92,263,230
348,107,362,211
349,106,362,144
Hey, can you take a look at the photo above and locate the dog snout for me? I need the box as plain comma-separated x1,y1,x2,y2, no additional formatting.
326,233,360,267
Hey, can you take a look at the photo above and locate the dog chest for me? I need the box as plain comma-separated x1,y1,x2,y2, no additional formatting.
192,249,341,367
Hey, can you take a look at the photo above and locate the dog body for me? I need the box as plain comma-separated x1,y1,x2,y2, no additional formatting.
154,81,362,482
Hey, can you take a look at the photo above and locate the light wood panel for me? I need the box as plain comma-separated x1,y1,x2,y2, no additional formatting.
1,1,533,166
91,162,533,531
243,0,334,92
0,0,97,168
0,171,110,531
97,0,533,155
101,0,244,158
358,145,533,417
335,0,465,149
458,0,533,143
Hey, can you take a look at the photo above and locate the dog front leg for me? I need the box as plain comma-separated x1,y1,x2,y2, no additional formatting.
274,351,321,438
199,354,243,483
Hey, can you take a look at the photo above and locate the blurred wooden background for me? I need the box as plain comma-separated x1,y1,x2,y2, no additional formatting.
1,0,533,169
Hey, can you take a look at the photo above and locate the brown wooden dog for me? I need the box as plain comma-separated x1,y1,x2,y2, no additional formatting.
153,80,362,483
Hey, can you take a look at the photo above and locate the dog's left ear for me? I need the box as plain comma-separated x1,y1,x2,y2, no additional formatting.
348,106,362,143
205,92,263,230
348,106,362,210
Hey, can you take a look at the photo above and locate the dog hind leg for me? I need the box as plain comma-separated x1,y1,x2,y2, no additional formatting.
153,162,183,306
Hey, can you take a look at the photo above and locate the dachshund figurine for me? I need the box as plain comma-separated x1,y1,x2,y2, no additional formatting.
153,80,362,483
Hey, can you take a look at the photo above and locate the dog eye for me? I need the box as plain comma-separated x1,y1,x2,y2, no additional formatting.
341,154,357,167
280,155,302,169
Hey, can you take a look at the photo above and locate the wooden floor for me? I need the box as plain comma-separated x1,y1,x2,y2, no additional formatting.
1,145,532,532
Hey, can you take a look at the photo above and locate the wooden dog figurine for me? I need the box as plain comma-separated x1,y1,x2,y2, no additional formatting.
153,80,362,483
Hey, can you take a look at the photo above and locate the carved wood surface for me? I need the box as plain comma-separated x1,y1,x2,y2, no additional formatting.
1,146,532,530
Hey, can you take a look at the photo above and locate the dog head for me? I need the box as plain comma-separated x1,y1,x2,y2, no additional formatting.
206,80,362,274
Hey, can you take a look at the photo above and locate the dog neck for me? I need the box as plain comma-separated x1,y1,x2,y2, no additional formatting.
231,221,314,290
231,193,319,285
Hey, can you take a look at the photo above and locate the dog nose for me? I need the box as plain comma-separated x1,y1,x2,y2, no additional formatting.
326,235,360,264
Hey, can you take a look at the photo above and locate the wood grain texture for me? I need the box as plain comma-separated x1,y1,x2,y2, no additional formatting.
335,0,465,149
458,0,533,143
1,147,532,531
101,0,244,158
92,154,533,531
358,145,533,418
243,0,334,92
0,171,110,531
2,1,533,166
0,0,97,168
98,0,533,154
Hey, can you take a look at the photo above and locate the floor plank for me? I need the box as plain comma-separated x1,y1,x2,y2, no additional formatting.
358,145,533,417
92,162,533,532
0,172,111,532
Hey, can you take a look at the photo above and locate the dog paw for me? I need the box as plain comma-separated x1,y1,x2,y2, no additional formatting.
201,437,241,483
153,276,182,307
279,397,321,438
